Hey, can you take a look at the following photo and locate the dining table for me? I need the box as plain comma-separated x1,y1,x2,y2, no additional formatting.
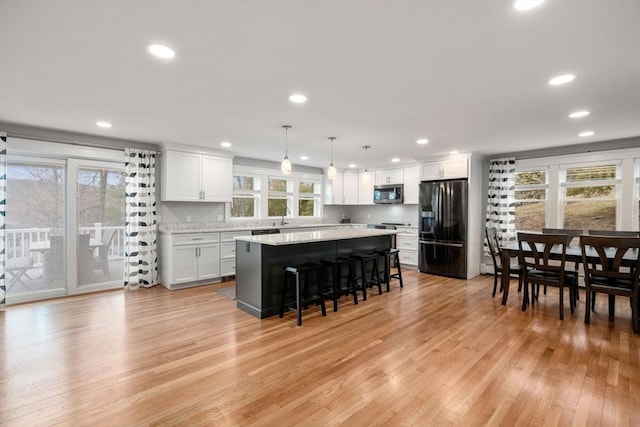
499,239,638,315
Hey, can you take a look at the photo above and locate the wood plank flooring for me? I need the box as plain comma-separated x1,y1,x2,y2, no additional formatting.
1,271,638,426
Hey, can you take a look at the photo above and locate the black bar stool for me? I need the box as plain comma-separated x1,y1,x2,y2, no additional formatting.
321,257,358,311
279,263,327,326
350,253,382,301
377,248,404,291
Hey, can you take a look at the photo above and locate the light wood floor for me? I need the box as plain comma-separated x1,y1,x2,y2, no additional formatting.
1,271,638,426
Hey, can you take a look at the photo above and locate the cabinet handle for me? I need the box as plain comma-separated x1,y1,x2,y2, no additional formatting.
192,238,203,241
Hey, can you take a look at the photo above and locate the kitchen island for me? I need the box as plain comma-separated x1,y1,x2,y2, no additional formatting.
235,228,397,319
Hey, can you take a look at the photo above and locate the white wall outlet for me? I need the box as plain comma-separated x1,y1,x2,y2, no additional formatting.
217,214,224,221
186,215,192,223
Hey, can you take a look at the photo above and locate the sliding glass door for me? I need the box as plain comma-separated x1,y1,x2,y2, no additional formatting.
5,154,125,303
69,159,126,293
5,157,67,301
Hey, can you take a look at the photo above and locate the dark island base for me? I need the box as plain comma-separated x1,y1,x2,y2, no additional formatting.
235,235,392,319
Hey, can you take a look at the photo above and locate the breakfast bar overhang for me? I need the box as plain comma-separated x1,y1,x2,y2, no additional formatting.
235,229,398,319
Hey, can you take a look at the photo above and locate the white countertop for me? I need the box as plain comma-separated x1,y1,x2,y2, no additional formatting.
159,223,366,234
235,228,398,246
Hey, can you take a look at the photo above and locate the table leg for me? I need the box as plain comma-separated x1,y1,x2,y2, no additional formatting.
608,294,615,318
500,250,511,305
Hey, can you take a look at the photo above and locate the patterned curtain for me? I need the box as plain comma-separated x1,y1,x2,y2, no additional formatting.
124,148,157,289
0,133,6,308
485,158,516,254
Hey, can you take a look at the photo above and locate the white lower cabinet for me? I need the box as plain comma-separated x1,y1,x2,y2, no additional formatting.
396,226,418,268
161,232,221,289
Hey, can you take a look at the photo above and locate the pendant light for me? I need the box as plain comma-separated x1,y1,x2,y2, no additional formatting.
281,125,292,174
327,137,337,180
361,145,371,184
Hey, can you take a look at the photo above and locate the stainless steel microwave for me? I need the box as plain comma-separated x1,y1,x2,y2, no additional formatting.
373,184,404,204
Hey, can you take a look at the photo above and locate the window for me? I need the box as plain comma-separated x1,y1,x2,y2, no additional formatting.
267,177,292,217
298,179,321,217
515,168,547,232
561,162,618,230
231,175,260,218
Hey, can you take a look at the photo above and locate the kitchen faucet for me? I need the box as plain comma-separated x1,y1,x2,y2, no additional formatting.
280,207,290,226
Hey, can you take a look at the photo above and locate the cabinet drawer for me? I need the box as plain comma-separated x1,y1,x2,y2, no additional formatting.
221,241,237,258
221,258,236,276
220,230,251,242
397,235,418,250
399,249,418,266
173,233,219,245
396,226,418,237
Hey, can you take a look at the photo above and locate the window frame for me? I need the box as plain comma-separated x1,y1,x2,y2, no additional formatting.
231,173,261,219
514,166,549,232
229,165,324,221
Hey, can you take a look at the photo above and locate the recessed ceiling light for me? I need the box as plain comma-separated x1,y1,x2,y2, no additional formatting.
147,44,175,59
514,0,546,11
96,121,112,128
300,155,309,160
289,94,307,103
569,110,590,118
348,164,357,168
220,141,231,148
391,158,400,163
417,139,429,145
449,150,459,155
579,131,595,137
549,74,576,86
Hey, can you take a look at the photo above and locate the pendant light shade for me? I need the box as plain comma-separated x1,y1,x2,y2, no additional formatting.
361,145,371,183
281,125,292,174
327,137,337,180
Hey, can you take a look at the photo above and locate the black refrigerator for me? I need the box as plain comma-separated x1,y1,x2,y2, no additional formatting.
418,179,468,279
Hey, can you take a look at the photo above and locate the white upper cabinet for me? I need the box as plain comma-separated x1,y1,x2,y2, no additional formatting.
324,172,344,204
402,166,420,204
421,158,468,180
161,149,233,202
342,172,359,205
375,168,404,185
358,172,374,205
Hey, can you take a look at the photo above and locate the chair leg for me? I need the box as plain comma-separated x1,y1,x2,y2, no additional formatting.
522,281,529,312
584,287,592,324
492,274,499,297
559,285,564,320
631,294,638,334
348,262,358,305
395,254,403,287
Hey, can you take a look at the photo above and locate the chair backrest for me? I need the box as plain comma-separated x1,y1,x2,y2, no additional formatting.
542,228,584,246
587,230,639,237
485,227,501,270
580,235,640,283
517,232,569,274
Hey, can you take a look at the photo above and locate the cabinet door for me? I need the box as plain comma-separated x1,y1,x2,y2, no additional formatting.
162,151,201,201
442,159,468,178
172,245,199,283
402,166,420,204
421,162,442,180
201,155,233,202
375,168,403,185
198,243,220,280
342,172,359,204
358,172,374,204
329,173,344,204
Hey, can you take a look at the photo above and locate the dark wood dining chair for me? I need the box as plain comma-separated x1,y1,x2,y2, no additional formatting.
542,228,584,297
580,235,640,334
518,232,578,320
485,227,523,297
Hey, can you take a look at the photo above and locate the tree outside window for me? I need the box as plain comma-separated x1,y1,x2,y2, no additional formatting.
299,180,320,217
231,175,260,218
267,177,291,217
515,169,547,232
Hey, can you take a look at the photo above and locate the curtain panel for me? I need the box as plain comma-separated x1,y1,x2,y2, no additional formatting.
485,158,516,255
0,133,6,308
124,148,157,289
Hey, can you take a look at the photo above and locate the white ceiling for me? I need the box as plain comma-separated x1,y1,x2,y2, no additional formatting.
0,0,639,170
